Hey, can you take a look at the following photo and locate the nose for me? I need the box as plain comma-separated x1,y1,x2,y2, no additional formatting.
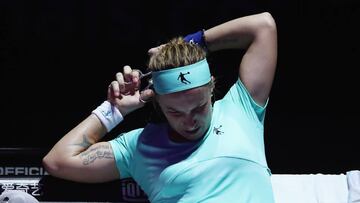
183,114,197,128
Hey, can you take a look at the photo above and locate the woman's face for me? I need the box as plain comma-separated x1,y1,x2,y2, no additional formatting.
157,85,213,141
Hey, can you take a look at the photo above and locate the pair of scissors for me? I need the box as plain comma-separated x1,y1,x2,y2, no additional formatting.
124,69,153,91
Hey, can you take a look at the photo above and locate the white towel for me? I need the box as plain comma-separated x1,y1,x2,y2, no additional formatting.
271,174,348,203
347,170,360,203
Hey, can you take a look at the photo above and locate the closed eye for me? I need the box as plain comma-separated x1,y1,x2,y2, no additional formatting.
193,103,207,113
166,102,208,116
168,110,182,116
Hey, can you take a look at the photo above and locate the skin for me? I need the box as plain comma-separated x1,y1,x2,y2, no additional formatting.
157,84,213,142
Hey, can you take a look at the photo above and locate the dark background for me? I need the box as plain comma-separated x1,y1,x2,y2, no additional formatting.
1,0,359,175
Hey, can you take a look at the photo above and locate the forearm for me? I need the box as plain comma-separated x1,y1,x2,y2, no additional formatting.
43,65,144,181
204,12,276,51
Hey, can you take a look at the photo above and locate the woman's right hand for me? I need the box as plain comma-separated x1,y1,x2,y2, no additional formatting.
107,65,154,116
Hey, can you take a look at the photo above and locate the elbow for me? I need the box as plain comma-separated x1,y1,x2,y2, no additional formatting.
42,154,62,177
252,12,277,42
259,12,277,32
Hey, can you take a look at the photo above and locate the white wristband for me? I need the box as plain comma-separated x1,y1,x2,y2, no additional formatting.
92,101,124,132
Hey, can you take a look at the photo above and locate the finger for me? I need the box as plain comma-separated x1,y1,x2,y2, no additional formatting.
107,84,121,102
110,80,120,97
115,72,125,92
140,89,155,103
123,65,132,83
107,84,113,101
126,69,140,95
131,69,141,87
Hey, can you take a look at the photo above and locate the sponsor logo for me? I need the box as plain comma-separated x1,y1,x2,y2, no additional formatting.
213,125,224,135
121,179,148,202
0,179,42,196
177,72,191,84
0,167,48,176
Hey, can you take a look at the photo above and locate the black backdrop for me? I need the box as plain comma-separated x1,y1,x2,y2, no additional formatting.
1,0,359,174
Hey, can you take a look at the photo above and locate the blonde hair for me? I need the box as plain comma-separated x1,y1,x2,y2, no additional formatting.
148,37,206,71
147,37,213,123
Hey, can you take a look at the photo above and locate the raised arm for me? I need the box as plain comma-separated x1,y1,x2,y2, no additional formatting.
205,12,277,106
42,115,119,183
42,65,154,183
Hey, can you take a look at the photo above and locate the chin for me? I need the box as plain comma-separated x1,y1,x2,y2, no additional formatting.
183,131,205,141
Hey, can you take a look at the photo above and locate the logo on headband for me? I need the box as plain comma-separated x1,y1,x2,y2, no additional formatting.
152,58,210,95
177,72,191,84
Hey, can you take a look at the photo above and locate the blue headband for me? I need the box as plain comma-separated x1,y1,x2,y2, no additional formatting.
152,58,211,95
